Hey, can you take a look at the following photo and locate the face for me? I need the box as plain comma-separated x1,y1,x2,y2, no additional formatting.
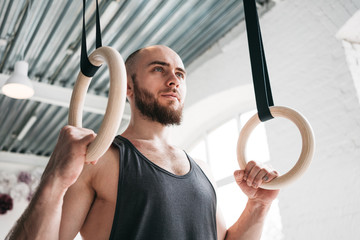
128,45,187,126
132,75,183,125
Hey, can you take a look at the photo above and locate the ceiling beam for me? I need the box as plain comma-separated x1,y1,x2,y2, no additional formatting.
0,73,130,118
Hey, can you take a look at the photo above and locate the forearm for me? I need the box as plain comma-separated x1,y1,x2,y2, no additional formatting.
225,200,271,240
6,175,67,240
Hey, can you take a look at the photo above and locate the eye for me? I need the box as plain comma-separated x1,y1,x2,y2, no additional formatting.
153,66,164,72
176,72,185,79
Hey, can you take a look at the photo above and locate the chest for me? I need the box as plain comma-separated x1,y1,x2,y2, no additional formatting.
92,142,191,202
132,141,190,176
111,151,217,240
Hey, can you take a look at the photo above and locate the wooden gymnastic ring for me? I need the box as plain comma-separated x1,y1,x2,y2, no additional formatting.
237,106,315,189
68,46,127,162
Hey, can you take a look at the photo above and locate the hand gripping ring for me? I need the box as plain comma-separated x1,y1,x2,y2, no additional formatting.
68,46,127,163
237,106,315,190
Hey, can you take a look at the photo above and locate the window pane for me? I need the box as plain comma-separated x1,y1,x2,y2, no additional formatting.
188,139,207,162
217,181,248,227
218,182,284,240
188,114,283,240
240,110,270,163
75,233,81,239
207,119,239,180
262,199,284,240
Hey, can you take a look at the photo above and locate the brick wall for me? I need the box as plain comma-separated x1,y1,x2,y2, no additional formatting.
180,0,360,239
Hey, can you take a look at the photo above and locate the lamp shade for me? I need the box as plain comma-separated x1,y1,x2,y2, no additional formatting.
2,61,34,99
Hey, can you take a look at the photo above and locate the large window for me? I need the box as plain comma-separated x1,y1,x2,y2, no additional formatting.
189,110,283,240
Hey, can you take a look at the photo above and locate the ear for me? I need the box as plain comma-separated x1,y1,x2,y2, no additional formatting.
127,75,134,98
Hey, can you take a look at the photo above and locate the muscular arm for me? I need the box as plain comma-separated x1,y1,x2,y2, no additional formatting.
224,200,271,239
224,162,279,240
6,175,66,240
5,126,97,240
60,146,119,239
59,165,96,240
194,159,279,240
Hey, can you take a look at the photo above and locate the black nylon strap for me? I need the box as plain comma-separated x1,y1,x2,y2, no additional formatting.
95,0,102,48
81,0,102,77
243,0,274,122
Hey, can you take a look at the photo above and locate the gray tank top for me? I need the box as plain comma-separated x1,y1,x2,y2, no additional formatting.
109,136,217,240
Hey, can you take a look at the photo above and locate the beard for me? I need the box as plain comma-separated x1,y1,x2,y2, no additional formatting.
132,75,183,126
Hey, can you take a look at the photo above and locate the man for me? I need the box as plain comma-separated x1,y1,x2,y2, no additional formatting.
7,45,279,240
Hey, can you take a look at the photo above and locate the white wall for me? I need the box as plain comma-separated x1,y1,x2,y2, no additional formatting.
176,0,360,239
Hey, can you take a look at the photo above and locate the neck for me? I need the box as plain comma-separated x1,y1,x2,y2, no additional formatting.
122,109,172,144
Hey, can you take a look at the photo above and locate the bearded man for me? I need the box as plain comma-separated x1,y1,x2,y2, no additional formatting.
7,45,279,240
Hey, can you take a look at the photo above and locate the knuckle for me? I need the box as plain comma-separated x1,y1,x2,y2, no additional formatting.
82,129,96,139
255,173,263,180
253,165,261,172
248,160,256,166
83,127,94,134
62,125,75,136
62,125,71,130
247,175,254,181
60,125,71,134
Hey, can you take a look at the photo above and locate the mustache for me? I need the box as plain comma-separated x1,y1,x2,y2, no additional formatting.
159,88,181,98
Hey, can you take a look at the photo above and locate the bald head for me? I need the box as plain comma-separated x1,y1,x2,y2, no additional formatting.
125,48,143,79
124,45,187,125
125,45,184,80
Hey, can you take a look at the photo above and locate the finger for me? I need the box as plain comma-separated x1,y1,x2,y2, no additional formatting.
243,161,256,181
80,132,97,146
234,170,245,185
264,170,279,182
246,165,261,187
253,169,268,188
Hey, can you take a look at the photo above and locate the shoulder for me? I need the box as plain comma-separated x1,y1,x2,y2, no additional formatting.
76,145,119,182
66,145,119,201
90,146,119,200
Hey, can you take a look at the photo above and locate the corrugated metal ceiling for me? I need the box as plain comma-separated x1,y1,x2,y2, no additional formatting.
0,0,272,159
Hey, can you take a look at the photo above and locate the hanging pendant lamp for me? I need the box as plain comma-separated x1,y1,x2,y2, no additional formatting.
1,61,34,99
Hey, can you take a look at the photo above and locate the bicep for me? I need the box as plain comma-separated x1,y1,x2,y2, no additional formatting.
59,165,95,240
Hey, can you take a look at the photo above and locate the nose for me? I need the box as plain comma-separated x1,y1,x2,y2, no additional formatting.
166,72,180,88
